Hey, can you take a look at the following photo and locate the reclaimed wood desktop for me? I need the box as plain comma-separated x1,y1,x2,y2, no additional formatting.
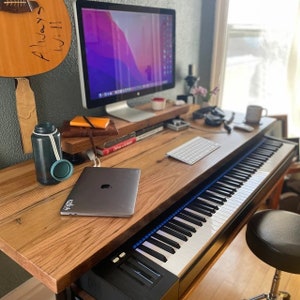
0,111,278,299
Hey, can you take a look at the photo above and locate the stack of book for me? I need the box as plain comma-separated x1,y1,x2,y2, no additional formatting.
60,117,118,138
96,123,164,156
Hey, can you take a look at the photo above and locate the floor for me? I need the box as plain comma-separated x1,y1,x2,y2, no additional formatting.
0,278,55,300
0,251,31,298
1,226,299,300
182,226,300,300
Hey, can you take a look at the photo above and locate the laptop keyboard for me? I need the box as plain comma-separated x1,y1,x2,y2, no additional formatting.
167,136,220,165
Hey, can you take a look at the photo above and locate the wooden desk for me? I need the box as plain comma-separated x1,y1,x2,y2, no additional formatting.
0,112,283,298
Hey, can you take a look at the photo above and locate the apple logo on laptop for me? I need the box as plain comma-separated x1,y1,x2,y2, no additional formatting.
101,184,112,189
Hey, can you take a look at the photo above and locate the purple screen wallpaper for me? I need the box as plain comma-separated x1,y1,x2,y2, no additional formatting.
81,8,174,100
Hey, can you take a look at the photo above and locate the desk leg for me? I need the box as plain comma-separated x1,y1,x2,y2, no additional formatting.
56,287,74,300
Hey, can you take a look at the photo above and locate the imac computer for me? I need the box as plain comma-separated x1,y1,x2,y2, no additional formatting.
74,0,176,122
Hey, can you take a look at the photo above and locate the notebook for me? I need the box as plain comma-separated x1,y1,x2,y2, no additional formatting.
70,116,110,129
60,167,141,217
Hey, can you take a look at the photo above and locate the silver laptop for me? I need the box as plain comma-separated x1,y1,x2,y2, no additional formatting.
60,167,141,217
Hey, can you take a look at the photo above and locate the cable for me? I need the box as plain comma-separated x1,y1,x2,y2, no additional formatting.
86,149,101,167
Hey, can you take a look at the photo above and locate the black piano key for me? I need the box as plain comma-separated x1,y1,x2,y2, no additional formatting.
166,222,192,237
188,203,213,217
152,232,180,249
227,172,249,181
243,159,262,168
169,218,196,233
201,195,224,205
209,186,233,197
249,153,268,162
260,142,278,149
221,177,243,187
230,168,250,175
264,140,282,148
216,181,238,191
243,157,261,163
202,192,226,203
234,165,255,174
197,198,219,210
183,209,207,222
250,156,266,163
260,145,277,152
213,182,236,193
194,200,217,213
223,175,244,186
147,237,175,254
255,149,273,157
199,195,224,206
236,164,256,174
230,168,245,174
138,244,167,262
246,156,264,164
243,158,263,168
179,211,204,226
160,226,188,241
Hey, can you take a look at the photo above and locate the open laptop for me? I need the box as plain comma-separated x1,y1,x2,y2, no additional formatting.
60,167,141,217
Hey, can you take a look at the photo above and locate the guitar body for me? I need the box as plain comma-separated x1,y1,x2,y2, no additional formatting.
0,0,71,153
0,0,71,77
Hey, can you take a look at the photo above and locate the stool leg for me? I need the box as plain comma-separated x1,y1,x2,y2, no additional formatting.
246,269,286,300
278,292,291,300
269,269,281,299
247,294,268,300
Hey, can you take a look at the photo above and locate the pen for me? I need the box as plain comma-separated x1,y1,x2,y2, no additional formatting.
83,116,95,128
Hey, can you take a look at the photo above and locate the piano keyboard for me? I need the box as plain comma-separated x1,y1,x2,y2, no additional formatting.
78,136,297,300
132,137,292,277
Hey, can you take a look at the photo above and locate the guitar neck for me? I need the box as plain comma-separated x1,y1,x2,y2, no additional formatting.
0,0,39,13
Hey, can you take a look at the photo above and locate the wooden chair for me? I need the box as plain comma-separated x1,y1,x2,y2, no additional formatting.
268,161,300,209
266,115,299,210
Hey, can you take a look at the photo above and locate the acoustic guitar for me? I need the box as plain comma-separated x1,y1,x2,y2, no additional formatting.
0,0,71,153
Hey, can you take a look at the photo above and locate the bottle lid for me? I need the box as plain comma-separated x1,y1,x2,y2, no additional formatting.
50,159,73,181
34,122,56,134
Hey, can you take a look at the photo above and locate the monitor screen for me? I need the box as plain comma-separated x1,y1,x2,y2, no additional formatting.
74,0,176,122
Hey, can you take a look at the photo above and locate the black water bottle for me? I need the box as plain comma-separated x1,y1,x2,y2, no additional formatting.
31,122,62,185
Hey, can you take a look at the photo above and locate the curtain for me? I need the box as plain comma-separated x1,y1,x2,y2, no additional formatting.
210,0,230,107
287,1,300,137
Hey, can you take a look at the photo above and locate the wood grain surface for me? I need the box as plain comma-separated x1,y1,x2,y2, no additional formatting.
0,113,276,294
15,78,37,153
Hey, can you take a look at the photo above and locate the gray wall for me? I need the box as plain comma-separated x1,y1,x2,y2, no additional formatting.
0,0,215,169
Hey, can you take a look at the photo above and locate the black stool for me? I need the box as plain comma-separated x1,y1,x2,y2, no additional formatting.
245,210,300,300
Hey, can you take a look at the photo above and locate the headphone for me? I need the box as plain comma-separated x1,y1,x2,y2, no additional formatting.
192,106,234,133
205,109,225,126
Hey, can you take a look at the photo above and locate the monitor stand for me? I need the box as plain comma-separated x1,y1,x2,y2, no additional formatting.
106,101,155,123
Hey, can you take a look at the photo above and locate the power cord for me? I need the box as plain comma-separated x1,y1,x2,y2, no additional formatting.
86,149,101,167
223,112,235,134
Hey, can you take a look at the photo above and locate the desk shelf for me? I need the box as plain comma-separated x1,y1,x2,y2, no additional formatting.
61,103,190,154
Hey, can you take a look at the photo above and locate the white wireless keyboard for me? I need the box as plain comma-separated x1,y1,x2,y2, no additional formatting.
167,136,220,165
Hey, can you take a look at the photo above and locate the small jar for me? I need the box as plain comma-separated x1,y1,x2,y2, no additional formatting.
151,97,166,111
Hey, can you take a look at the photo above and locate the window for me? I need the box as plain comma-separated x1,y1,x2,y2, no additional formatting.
211,0,300,137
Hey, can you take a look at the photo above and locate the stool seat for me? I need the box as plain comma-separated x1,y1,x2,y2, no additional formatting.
246,209,300,274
